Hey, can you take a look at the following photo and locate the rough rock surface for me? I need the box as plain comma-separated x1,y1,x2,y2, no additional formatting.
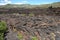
0,14,60,40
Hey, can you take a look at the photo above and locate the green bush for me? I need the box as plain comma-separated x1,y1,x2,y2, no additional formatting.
0,21,7,32
0,21,7,40
29,13,34,16
0,33,4,40
21,14,26,16
17,32,23,40
32,36,38,40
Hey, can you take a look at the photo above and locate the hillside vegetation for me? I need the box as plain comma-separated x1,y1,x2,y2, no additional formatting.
0,2,60,8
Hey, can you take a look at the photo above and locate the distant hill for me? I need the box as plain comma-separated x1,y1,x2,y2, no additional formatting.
51,2,60,7
35,2,60,8
0,2,60,8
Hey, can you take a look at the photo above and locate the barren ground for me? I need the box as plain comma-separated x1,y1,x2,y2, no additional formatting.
0,14,60,40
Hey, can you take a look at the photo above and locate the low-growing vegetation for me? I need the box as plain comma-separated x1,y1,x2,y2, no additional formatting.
0,21,7,40
32,36,38,40
29,13,34,16
21,14,26,16
17,32,23,40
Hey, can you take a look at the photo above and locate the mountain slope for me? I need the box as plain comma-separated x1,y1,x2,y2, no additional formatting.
0,2,60,8
51,2,60,7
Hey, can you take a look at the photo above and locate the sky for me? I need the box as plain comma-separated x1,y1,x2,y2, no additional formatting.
0,0,60,5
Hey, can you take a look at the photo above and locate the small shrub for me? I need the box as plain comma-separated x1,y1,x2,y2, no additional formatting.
0,21,7,32
17,32,23,40
29,13,34,16
0,21,7,40
0,33,4,40
50,32,56,40
21,14,26,16
32,36,38,40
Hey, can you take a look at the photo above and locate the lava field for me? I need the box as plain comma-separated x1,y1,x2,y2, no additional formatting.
0,13,60,40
